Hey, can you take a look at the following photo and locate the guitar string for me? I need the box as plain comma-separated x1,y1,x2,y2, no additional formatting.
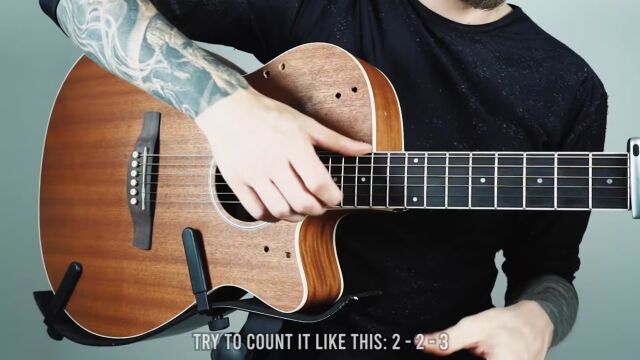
137,182,629,204
134,163,628,169
143,193,627,205
137,194,630,206
142,153,629,159
142,175,628,180
144,184,628,196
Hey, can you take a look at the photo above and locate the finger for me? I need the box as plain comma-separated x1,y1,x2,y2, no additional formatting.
306,120,372,156
289,144,343,206
224,179,276,222
271,163,326,216
418,318,483,356
251,180,300,222
282,214,306,223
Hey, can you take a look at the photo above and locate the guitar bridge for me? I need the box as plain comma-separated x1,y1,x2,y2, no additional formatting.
127,112,161,250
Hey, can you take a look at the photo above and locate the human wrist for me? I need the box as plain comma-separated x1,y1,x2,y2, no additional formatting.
195,87,257,128
508,275,578,346
511,300,554,350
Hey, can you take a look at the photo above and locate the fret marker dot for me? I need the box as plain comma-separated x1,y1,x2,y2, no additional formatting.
412,197,418,203
480,178,486,183
607,178,613,185
413,158,419,164
361,177,366,183
537,178,543,184
333,177,338,182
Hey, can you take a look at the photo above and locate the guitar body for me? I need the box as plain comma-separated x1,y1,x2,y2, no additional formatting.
39,43,403,338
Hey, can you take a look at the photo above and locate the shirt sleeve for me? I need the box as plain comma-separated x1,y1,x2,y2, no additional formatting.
502,68,608,302
39,0,62,29
147,0,307,63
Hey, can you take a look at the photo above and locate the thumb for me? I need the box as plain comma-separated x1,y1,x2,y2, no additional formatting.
306,121,372,156
418,318,483,356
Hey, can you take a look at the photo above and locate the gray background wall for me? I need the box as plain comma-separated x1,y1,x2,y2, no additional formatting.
0,0,638,358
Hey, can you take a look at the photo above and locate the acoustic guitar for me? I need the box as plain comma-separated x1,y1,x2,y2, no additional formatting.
39,42,640,339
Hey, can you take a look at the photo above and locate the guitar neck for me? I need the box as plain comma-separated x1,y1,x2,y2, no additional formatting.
319,151,631,211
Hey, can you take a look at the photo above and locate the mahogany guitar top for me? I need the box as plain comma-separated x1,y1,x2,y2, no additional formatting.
39,43,403,338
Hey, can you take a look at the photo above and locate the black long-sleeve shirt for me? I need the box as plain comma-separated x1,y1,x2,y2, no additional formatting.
41,1,608,359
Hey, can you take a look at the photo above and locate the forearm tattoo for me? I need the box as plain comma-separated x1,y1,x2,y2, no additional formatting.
508,275,579,346
56,0,249,118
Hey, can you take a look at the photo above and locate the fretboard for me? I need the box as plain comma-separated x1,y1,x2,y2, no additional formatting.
320,151,630,211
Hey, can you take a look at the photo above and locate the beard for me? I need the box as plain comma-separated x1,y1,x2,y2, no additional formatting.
460,0,506,10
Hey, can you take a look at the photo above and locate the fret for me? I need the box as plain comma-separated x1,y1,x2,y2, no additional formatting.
328,154,343,206
388,153,406,207
354,155,372,207
406,153,426,208
494,153,498,209
426,153,446,207
589,153,593,210
444,153,450,208
354,156,359,208
591,154,629,209
324,155,334,201
342,156,357,207
497,153,524,208
525,153,554,209
423,153,428,208
403,153,408,209
386,153,390,207
468,153,473,208
554,153,558,209
340,156,345,207
557,154,589,209
370,154,374,207
371,153,389,207
471,152,495,208
522,154,527,208
447,153,470,208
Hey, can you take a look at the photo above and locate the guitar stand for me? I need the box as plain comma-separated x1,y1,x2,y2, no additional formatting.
33,227,380,359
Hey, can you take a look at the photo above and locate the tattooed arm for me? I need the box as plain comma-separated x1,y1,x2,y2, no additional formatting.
56,0,370,222
56,0,248,118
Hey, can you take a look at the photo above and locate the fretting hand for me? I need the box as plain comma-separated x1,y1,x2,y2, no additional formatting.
197,88,372,223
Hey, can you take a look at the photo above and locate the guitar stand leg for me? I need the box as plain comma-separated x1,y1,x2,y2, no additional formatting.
37,261,83,341
182,228,242,359
183,228,281,360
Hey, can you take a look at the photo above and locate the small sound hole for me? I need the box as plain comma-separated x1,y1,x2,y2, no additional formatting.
264,246,270,253
263,70,271,79
351,87,358,93
280,63,286,71
335,92,342,99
